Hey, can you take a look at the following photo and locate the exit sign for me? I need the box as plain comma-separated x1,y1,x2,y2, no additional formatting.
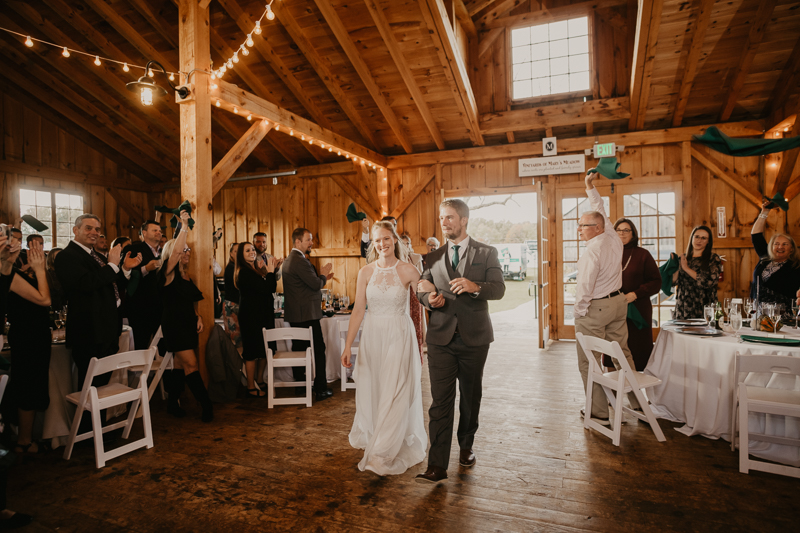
593,142,616,158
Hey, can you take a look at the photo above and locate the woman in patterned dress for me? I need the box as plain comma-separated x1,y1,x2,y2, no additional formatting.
673,225,721,319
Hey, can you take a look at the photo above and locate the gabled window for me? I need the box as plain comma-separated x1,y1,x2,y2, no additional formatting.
510,16,591,100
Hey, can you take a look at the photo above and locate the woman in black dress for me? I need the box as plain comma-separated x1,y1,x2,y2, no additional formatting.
235,242,277,398
223,242,242,349
5,239,51,454
158,210,213,422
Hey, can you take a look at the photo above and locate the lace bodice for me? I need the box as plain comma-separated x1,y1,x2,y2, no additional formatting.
366,263,409,317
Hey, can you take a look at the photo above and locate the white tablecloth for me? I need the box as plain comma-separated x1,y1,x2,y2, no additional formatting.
42,327,134,448
267,315,352,384
646,326,800,466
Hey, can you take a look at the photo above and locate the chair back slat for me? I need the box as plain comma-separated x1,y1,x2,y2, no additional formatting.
576,332,641,389
263,326,312,343
737,354,800,378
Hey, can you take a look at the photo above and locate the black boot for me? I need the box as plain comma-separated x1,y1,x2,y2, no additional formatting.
185,371,214,423
166,369,186,418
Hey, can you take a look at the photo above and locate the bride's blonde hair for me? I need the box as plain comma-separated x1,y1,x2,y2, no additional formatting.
366,221,409,264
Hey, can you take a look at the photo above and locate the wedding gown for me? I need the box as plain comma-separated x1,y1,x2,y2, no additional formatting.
348,262,427,475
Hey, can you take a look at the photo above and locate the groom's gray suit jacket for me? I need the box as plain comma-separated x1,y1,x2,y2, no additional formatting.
418,239,505,347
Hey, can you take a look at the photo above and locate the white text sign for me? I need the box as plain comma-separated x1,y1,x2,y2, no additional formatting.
519,154,585,177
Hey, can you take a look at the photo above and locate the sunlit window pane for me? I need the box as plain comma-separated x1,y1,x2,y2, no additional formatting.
511,27,531,47
568,17,589,37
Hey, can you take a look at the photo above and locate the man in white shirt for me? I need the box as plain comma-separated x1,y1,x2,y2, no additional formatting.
575,171,639,424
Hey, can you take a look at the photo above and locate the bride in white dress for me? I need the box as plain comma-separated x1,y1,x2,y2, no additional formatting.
341,221,427,475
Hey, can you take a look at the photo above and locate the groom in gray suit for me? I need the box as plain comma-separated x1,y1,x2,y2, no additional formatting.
416,199,505,483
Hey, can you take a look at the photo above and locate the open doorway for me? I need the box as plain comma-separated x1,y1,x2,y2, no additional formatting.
449,192,539,342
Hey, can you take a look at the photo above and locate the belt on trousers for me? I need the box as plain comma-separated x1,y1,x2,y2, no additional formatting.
592,289,622,300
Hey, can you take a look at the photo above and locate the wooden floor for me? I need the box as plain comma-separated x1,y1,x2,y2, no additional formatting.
10,336,800,532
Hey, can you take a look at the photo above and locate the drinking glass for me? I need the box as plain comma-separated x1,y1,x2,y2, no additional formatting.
731,311,743,340
793,301,800,329
343,295,350,309
744,298,753,317
772,304,784,330
724,298,732,317
704,305,715,328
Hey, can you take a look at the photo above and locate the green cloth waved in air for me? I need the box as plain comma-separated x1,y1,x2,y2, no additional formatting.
692,126,800,156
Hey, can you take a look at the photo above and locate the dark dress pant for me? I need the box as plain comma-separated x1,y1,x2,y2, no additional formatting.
71,340,120,432
289,319,327,392
128,313,161,351
426,333,489,470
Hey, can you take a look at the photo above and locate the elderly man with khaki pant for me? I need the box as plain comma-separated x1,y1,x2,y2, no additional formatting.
575,170,640,425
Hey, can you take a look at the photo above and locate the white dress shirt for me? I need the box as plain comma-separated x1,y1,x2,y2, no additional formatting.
574,188,623,317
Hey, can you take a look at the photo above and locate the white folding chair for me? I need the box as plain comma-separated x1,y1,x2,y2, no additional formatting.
575,332,666,446
263,327,313,408
735,354,800,478
63,347,157,468
338,320,360,391
128,327,173,404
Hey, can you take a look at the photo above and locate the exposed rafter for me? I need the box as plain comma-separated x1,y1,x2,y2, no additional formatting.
312,0,414,154
770,131,800,197
418,0,485,146
363,0,446,150
691,147,762,208
475,0,524,28
480,97,630,135
272,2,380,150
765,36,800,126
719,0,779,122
671,0,715,127
212,120,273,196
628,0,664,131
481,0,627,30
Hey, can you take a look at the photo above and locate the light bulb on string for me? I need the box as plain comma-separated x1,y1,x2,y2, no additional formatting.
301,134,305,141
62,47,70,58
169,72,175,81
246,34,255,47
254,21,262,35
210,71,216,80
232,52,239,63
216,100,221,107
337,151,341,156
210,82,218,90
24,36,33,47
290,129,294,136
328,148,332,152
233,106,239,114
122,62,129,72
275,125,280,131
226,59,233,69
266,4,275,21
94,56,101,66
220,65,227,75
241,46,249,57
247,114,252,121
309,139,313,145
148,68,154,77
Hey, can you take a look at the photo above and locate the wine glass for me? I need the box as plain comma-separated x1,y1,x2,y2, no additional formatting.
792,300,800,329
772,304,784,331
724,298,732,317
731,311,743,340
744,298,753,317
704,305,715,328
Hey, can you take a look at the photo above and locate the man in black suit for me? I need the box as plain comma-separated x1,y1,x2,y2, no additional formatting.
122,220,163,349
55,214,141,427
282,228,334,401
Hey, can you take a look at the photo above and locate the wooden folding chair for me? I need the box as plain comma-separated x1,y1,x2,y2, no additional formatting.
263,327,313,408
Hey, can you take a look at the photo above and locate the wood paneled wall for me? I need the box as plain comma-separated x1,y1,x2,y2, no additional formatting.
0,92,157,239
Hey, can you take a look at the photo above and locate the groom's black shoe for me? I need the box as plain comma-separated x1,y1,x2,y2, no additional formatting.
415,465,447,484
314,388,334,401
459,449,476,467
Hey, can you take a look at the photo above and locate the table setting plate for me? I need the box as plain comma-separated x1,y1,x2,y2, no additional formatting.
739,335,800,346
674,327,724,336
664,319,707,326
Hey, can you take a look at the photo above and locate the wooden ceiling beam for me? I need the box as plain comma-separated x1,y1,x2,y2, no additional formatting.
212,120,273,196
386,120,764,167
389,164,437,219
356,161,382,210
212,111,294,168
481,0,627,30
272,2,380,151
128,0,179,49
475,0,524,28
783,172,800,202
770,131,800,198
216,0,335,131
671,0,715,128
765,36,800,127
0,160,157,193
478,28,504,58
480,97,630,134
628,0,663,131
453,0,478,40
719,0,779,122
0,42,180,178
418,0,485,146
364,0,446,151
312,0,414,154
691,146,762,208
329,174,382,222
106,187,144,226
0,75,164,184
215,79,388,167
466,0,499,17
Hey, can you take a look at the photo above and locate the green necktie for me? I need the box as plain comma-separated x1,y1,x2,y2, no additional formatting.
452,245,460,271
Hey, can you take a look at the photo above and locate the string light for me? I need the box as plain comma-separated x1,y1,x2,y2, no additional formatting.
266,3,276,21
24,35,33,47
247,114,252,121
62,47,70,58
254,21,262,35
246,34,255,47
337,151,341,156
309,139,313,145
233,106,238,114
94,55,101,66
210,71,216,80
290,130,294,136
122,62,129,72
328,148,332,152
275,125,279,131
226,59,233,69
169,72,175,81
210,82,218,90
148,68,154,76
216,100,221,107
241,46,249,57
301,134,305,141
232,52,239,63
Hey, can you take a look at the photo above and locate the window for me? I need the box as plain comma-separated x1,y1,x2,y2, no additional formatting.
510,16,590,100
19,189,84,250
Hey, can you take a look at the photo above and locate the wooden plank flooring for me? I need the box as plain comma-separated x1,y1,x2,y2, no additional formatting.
10,336,800,532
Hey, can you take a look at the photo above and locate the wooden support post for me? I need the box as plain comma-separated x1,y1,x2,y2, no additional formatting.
178,0,214,381
390,165,438,219
691,146,762,208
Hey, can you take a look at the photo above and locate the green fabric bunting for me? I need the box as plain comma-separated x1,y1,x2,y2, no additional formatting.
627,303,647,330
155,200,194,230
659,253,680,297
590,157,629,180
346,202,367,223
763,191,789,212
692,126,800,156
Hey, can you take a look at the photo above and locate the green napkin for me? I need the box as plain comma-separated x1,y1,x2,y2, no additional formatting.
763,192,789,212
627,303,647,330
590,157,629,180
155,200,194,230
346,202,366,223
692,126,800,156
658,253,679,297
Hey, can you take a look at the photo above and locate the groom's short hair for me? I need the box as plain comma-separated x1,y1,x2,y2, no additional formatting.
440,199,469,220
